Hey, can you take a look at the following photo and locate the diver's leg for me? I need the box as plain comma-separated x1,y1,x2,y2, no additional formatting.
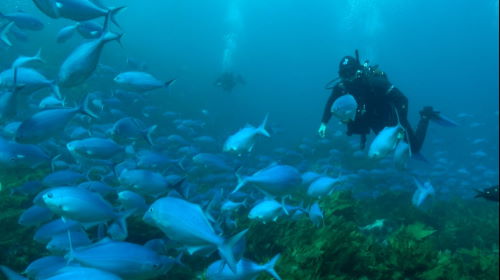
409,106,443,153
411,117,430,153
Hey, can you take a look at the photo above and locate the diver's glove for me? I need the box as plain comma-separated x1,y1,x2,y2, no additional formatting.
318,123,327,138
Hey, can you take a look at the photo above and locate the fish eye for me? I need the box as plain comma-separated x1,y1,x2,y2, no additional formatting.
153,263,160,269
47,193,53,199
149,208,154,212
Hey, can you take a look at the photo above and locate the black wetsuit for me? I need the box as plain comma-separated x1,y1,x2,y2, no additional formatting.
321,72,429,153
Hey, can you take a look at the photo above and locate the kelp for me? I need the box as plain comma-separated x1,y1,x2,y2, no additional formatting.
0,180,498,280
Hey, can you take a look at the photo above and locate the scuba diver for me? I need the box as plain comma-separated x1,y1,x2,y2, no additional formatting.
318,50,457,153
214,72,245,92
474,185,499,202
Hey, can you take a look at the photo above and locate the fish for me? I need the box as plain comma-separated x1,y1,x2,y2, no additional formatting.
206,254,282,280
0,67,59,97
11,49,44,69
0,22,14,47
0,137,50,169
118,169,171,197
393,141,411,169
69,239,174,279
42,186,127,227
76,20,104,38
24,256,66,280
9,25,29,42
359,219,385,231
42,170,86,187
221,199,247,213
56,24,77,43
39,95,65,109
33,218,81,244
0,265,27,280
234,164,302,196
78,181,114,196
192,153,235,172
248,199,288,223
46,230,91,254
32,0,60,18
58,28,122,88
301,171,322,185
107,117,156,145
223,114,270,154
113,71,176,93
0,11,44,30
368,124,404,159
330,94,357,122
44,266,123,280
18,205,54,227
66,137,124,160
15,102,96,144
308,202,324,227
306,176,343,198
117,190,148,213
412,177,435,207
143,196,247,273
136,150,177,171
10,180,44,196
474,185,499,202
55,0,125,27
0,87,18,121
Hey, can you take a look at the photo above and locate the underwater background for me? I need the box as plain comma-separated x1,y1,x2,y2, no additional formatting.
0,0,498,279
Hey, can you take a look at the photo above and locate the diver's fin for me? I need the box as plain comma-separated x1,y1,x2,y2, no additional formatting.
411,152,430,164
429,113,460,127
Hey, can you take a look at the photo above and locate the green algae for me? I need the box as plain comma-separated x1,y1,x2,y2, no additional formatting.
0,177,498,280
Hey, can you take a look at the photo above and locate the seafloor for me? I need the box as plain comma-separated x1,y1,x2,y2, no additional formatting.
0,166,498,280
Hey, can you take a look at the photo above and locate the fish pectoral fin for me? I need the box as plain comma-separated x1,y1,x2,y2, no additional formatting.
185,245,212,255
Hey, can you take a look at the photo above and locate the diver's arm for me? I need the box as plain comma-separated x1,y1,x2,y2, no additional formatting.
321,85,343,124
319,85,343,137
387,86,411,128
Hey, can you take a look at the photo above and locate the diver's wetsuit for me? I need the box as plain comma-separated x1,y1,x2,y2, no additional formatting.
321,73,429,153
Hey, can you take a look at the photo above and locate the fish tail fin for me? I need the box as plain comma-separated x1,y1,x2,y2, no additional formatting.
115,33,124,47
171,252,186,268
264,254,282,280
111,209,134,239
430,113,460,127
50,154,62,172
164,78,176,88
49,81,61,99
142,125,157,146
0,265,27,280
473,189,484,198
177,156,187,172
109,6,126,29
258,113,270,137
232,173,247,193
280,196,289,215
218,229,248,273
1,22,14,47
35,48,45,64
79,95,98,119
169,177,186,199
413,176,424,190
